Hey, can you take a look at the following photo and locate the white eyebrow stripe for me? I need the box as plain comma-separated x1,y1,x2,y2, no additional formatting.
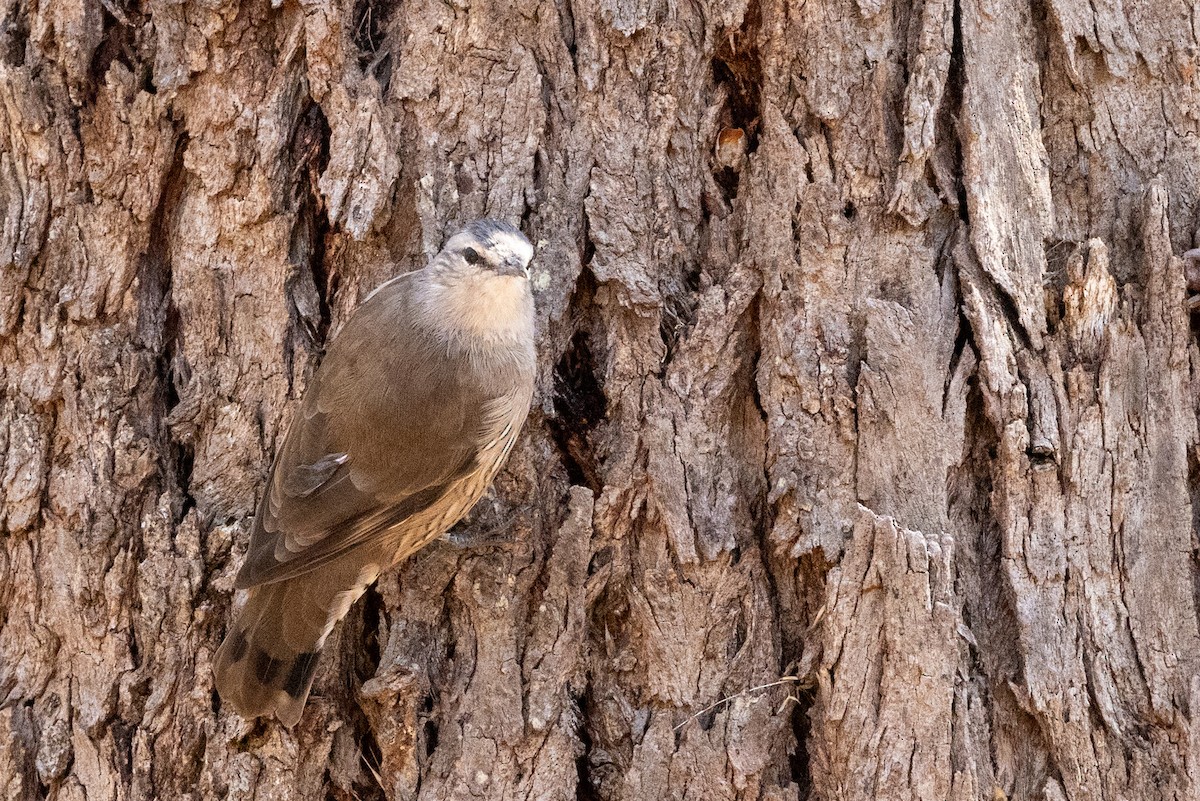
488,232,535,266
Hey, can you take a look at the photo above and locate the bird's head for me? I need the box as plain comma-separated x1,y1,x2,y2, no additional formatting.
436,219,535,281
416,219,537,349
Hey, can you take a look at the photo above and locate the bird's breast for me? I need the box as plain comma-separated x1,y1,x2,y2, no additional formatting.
411,273,535,349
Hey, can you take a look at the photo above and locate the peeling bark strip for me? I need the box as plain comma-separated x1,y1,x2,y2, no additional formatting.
1,0,1199,799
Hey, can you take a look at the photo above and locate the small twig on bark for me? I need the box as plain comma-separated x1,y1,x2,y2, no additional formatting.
674,676,804,732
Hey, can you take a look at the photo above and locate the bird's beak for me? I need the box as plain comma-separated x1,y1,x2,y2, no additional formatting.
498,257,531,280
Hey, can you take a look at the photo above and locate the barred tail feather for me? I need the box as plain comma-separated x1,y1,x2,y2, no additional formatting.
213,555,383,727
213,583,323,727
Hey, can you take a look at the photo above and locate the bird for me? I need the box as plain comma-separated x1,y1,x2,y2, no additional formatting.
213,219,537,727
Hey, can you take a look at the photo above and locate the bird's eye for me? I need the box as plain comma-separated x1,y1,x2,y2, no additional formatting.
462,247,483,265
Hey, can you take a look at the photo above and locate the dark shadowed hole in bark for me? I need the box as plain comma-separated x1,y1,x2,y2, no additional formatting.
127,627,141,671
1189,448,1200,633
943,310,971,413
789,686,814,799
950,376,1057,794
88,5,146,99
163,283,196,522
845,311,866,400
286,101,334,351
1028,0,1056,96
523,153,542,233
0,10,28,66
111,717,134,786
423,716,438,757
549,271,607,492
950,380,1013,671
559,0,576,65
731,605,747,657
352,0,386,53
942,0,968,225
351,731,387,801
711,1,763,206
348,587,387,801
712,1,762,140
993,275,1034,348
587,545,613,579
1188,260,1200,337
779,550,832,793
581,220,597,267
418,689,439,762
136,131,197,525
359,586,383,678
352,0,393,77
373,53,394,92
443,628,456,666
573,690,602,801
659,262,702,369
1041,238,1077,338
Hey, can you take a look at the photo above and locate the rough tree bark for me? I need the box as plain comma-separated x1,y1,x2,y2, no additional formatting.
2,0,1199,799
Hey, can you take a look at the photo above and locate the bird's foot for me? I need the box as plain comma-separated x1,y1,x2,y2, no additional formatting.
442,524,511,550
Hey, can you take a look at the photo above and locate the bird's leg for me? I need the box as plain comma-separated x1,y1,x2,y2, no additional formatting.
442,522,512,549
444,529,501,549
441,493,514,549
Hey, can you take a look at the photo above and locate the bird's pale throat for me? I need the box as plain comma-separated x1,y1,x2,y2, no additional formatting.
417,273,531,343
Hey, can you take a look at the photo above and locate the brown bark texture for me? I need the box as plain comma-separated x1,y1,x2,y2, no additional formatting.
2,0,1199,799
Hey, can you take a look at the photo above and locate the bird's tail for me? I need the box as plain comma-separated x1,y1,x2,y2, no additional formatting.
213,560,379,726
212,580,323,727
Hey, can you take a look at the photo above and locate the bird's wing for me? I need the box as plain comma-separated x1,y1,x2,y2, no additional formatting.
234,278,528,588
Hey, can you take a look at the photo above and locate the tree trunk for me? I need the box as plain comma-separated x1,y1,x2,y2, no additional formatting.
2,0,1198,798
